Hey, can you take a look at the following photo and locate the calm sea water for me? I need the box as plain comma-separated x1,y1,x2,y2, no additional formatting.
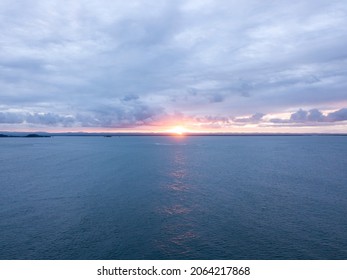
0,136,347,259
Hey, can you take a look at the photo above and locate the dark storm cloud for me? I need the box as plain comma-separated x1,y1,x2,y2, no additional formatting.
0,0,346,130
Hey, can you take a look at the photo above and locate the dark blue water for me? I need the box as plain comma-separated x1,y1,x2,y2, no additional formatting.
0,136,347,259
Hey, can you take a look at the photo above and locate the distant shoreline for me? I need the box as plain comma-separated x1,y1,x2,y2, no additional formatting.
0,133,50,138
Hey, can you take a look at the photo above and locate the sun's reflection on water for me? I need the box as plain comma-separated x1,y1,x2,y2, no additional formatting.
167,149,189,191
161,204,191,215
155,144,199,258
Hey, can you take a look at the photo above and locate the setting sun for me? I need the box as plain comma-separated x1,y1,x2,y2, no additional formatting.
169,126,187,135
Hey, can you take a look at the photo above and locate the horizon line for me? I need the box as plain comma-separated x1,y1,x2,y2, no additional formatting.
1,131,347,137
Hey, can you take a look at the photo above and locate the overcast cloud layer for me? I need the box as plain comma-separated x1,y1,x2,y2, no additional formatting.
1,0,347,132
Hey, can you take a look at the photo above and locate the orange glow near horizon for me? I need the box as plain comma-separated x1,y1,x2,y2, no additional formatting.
3,119,347,134
167,126,188,135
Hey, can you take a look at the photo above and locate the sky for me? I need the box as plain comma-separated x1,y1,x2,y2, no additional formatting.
1,0,347,133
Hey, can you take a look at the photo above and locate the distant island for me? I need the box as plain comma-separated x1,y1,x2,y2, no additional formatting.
0,133,50,138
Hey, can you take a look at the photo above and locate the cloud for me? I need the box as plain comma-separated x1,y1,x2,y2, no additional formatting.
0,0,347,131
234,113,265,123
122,94,139,102
326,108,347,122
75,102,166,128
26,113,75,126
307,109,325,122
0,112,25,124
208,94,224,103
270,108,347,124
290,109,309,123
0,112,74,126
1,106,347,132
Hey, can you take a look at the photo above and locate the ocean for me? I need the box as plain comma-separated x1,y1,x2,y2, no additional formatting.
0,136,346,259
